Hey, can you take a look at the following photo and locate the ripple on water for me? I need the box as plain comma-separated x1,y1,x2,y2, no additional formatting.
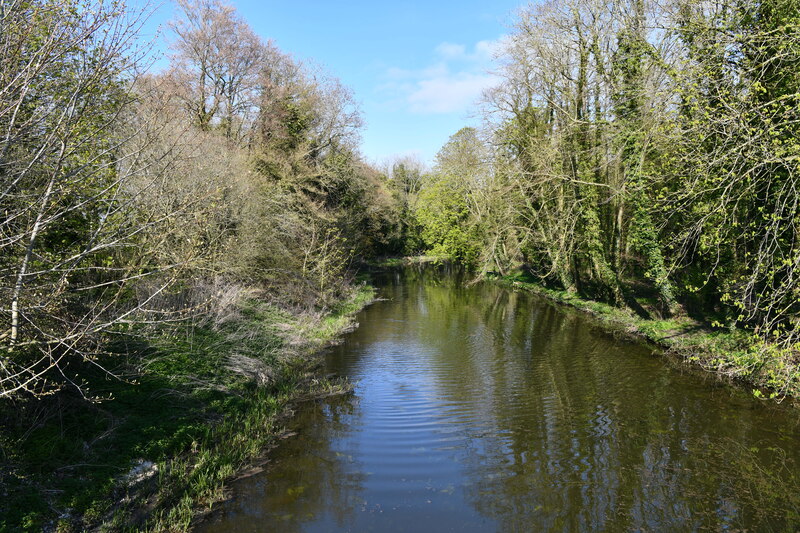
198,271,800,533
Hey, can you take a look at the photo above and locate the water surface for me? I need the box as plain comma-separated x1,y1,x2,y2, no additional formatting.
199,266,800,532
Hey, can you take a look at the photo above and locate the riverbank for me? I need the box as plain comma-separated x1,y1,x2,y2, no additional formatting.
494,271,800,402
0,285,374,532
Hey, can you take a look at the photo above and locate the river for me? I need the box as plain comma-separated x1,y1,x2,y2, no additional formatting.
198,266,800,532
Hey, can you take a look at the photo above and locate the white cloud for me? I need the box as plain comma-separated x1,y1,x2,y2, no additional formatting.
474,38,504,59
434,38,505,63
435,42,467,60
378,37,506,116
408,72,498,114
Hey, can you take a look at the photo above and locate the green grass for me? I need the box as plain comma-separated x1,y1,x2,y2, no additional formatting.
305,285,376,342
495,272,800,402
0,284,374,532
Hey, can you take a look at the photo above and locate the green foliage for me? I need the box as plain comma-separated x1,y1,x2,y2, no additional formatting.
0,0,161,398
663,0,800,339
0,0,394,528
415,176,480,265
388,160,425,255
404,0,800,366
412,128,488,266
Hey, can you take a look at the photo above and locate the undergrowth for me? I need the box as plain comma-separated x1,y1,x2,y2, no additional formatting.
0,285,374,532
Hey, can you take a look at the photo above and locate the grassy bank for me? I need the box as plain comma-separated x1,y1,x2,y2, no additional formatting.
495,271,800,402
0,285,374,532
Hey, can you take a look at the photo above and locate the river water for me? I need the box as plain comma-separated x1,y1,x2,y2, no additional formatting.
198,266,800,532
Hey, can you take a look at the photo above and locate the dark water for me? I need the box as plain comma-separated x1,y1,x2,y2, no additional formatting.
198,267,800,532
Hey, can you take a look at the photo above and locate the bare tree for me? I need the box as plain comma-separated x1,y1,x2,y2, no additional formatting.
169,0,264,141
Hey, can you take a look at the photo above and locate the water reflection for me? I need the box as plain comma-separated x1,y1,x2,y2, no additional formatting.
199,266,800,532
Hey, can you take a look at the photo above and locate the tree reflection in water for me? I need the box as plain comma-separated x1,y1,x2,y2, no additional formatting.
200,266,800,533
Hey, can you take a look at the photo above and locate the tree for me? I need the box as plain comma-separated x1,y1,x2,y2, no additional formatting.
0,0,188,398
481,0,681,305
612,0,675,308
169,0,264,140
387,155,426,254
414,128,485,264
665,0,800,341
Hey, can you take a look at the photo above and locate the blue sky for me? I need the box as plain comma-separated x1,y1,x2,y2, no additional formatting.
136,0,526,165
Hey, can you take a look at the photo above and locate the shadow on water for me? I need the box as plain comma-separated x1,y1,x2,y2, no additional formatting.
198,265,800,533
